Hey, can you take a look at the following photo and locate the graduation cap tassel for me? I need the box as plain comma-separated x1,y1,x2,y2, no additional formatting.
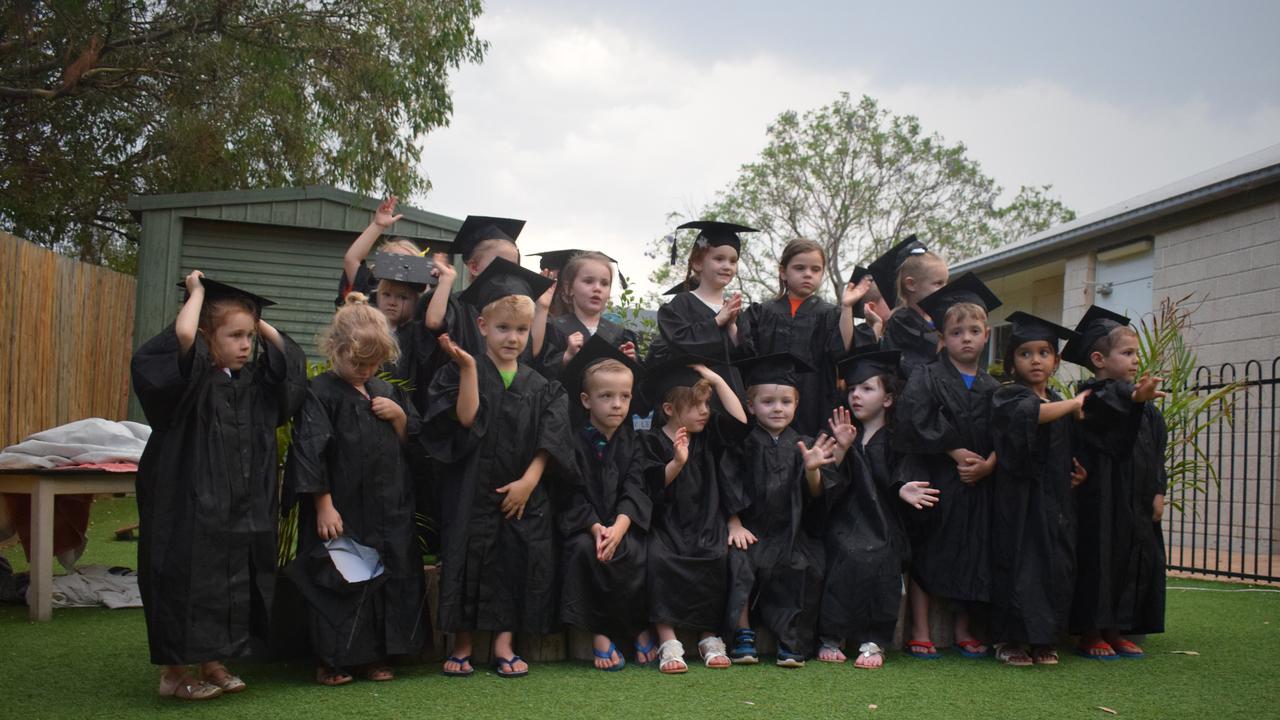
666,233,678,267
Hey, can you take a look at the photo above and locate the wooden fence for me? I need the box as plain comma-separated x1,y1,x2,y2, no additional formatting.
0,232,136,448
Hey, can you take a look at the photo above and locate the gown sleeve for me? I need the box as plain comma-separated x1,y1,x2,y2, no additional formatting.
656,295,730,360
1078,378,1144,454
284,385,333,500
616,436,654,532
893,365,962,454
554,445,602,537
990,383,1042,477
130,324,211,430
421,362,488,463
255,330,308,425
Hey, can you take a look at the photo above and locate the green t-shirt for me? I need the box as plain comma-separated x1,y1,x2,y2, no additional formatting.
499,368,517,389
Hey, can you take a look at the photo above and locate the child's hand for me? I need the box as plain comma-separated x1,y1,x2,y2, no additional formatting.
316,504,344,540
949,448,983,468
797,435,838,471
956,451,994,485
370,396,405,424
672,427,690,467
865,303,885,339
563,332,584,362
372,196,404,229
438,333,476,369
431,252,456,283
828,407,857,449
689,363,721,385
184,269,205,294
591,523,607,557
727,522,757,550
618,341,637,360
715,293,743,326
496,475,537,520
842,275,873,308
1132,375,1166,403
1072,388,1092,419
598,515,631,562
899,481,940,510
1070,457,1087,487
1153,494,1165,522
536,282,555,310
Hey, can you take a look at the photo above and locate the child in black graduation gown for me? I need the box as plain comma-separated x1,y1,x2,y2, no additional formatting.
742,239,857,437
285,294,427,685
873,235,949,380
817,349,932,669
645,221,755,393
131,272,306,700
892,273,1001,659
424,261,573,678
546,250,641,371
722,353,841,667
640,357,750,674
555,336,654,670
1062,306,1167,661
988,313,1090,667
425,217,561,378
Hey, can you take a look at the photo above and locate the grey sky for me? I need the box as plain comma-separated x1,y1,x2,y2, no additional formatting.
414,1,1280,296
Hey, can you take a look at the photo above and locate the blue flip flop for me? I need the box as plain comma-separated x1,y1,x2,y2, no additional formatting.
1074,641,1121,661
494,655,529,678
442,655,474,677
592,642,627,672
634,637,658,666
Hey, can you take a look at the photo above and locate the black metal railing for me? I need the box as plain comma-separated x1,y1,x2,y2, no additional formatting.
1165,356,1278,583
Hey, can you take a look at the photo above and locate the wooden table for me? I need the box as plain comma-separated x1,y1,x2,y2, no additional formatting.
0,469,136,621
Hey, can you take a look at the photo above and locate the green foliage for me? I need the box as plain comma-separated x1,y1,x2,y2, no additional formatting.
649,93,1075,302
1135,294,1240,505
0,0,487,270
606,284,658,358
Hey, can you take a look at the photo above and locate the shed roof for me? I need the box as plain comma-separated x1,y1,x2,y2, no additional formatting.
953,142,1280,276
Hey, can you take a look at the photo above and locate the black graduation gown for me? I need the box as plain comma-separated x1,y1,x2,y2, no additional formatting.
387,294,442,415
555,425,653,637
285,373,428,667
989,384,1078,645
893,355,998,603
336,263,378,307
880,307,938,381
130,326,306,665
423,356,573,634
852,322,879,352
551,313,640,354
722,425,826,654
819,426,909,647
1069,378,1167,635
641,413,750,631
744,297,846,437
437,291,564,381
646,291,751,399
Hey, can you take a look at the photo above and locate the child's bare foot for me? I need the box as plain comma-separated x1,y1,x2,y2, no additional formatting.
817,642,846,663
635,630,659,665
658,639,687,674
444,632,475,676
995,643,1033,667
906,638,939,659
592,634,625,671
853,642,884,669
159,667,222,700
1032,646,1060,665
494,631,529,677
1077,631,1118,659
953,637,988,657
698,635,731,668
1102,631,1145,658
363,663,395,681
315,666,353,686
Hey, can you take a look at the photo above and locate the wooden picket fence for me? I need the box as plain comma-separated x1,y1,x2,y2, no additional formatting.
0,232,136,448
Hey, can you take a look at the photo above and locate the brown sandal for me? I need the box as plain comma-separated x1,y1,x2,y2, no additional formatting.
365,665,395,682
315,666,354,686
159,672,223,700
202,663,246,693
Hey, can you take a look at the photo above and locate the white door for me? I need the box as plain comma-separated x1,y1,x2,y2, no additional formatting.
1095,246,1153,322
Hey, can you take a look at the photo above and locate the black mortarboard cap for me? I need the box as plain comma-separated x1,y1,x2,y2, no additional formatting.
916,271,1002,324
866,234,929,308
662,278,699,296
734,352,814,389
1061,305,1131,368
564,334,642,402
1005,311,1078,352
370,252,433,290
531,249,628,289
642,353,721,407
176,276,275,316
452,215,526,261
837,348,902,387
676,220,758,257
457,256,555,309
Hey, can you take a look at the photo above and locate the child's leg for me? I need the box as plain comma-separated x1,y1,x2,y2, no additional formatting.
591,633,623,670
493,630,528,673
443,631,475,673
952,606,988,655
906,579,936,656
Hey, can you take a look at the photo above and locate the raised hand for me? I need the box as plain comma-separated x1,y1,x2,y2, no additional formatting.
797,435,838,471
865,303,885,339
1132,375,1166,403
899,481,940,510
828,407,858,449
373,196,404,229
184,269,205,293
618,341,637,360
438,333,475,369
842,275,873,308
563,331,585,363
672,426,690,466
431,252,456,283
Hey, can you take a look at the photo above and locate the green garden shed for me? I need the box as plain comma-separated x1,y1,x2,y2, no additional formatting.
128,185,463,363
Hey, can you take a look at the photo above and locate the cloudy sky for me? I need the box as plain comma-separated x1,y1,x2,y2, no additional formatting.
413,0,1280,296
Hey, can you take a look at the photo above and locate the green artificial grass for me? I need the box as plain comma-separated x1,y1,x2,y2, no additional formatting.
2,499,1278,719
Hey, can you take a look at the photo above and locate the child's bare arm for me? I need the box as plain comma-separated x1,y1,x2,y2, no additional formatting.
313,493,344,540
665,427,689,486
343,196,403,283
691,363,747,424
530,283,555,356
175,270,205,354
440,334,479,427
424,254,456,331
1039,389,1090,424
497,450,549,520
256,318,285,353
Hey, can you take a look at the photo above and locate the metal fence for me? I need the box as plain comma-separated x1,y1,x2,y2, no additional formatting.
1165,357,1279,583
